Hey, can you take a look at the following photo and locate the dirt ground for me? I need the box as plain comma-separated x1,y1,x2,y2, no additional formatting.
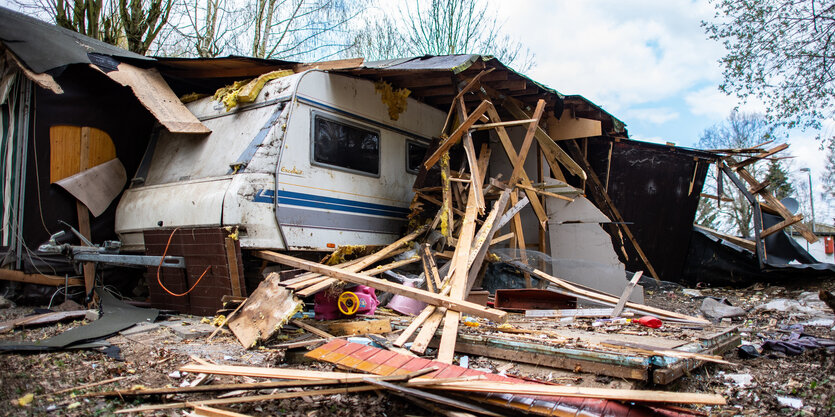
0,276,833,416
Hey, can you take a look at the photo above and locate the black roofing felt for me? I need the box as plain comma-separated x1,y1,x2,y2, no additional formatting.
0,6,150,74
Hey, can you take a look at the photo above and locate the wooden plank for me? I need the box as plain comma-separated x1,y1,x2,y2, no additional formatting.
611,271,643,317
410,308,446,354
116,386,379,413
516,182,574,202
424,100,491,170
267,227,426,297
179,363,363,380
420,381,726,405
327,319,391,336
54,376,128,395
731,143,789,169
0,269,83,287
256,251,506,322
225,238,243,297
509,192,532,288
0,310,88,333
393,306,436,347
720,163,766,265
363,256,420,276
524,267,709,324
227,283,303,348
191,404,254,417
525,308,614,318
761,214,804,238
96,367,430,398
438,171,482,363
364,378,503,417
420,244,442,291
693,224,756,252
97,62,210,134
598,340,734,365
471,119,536,130
495,195,529,230
466,189,512,289
490,233,514,245
291,319,335,339
457,99,485,213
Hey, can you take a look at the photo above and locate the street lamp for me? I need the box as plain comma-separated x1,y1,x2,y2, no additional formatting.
800,168,816,234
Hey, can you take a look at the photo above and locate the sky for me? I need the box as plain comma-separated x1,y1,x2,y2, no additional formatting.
493,0,835,223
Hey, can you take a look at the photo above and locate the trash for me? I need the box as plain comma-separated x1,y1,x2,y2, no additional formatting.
761,334,835,355
16,393,33,406
722,372,754,388
776,396,803,409
737,344,761,359
681,289,703,297
752,299,822,315
700,297,747,320
634,316,663,329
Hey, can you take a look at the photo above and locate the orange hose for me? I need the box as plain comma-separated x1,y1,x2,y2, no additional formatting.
156,227,211,297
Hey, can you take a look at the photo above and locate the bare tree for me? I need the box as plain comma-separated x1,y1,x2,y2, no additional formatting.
349,0,534,71
14,0,174,55
120,0,174,55
246,0,361,60
159,0,243,57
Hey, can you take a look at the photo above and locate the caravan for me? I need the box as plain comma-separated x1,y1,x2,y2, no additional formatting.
115,71,445,252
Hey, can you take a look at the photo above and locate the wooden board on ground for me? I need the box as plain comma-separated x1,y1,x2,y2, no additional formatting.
227,280,302,348
326,318,392,336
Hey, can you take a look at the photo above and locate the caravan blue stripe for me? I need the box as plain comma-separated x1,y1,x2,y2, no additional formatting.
277,190,411,215
278,197,406,218
252,189,410,218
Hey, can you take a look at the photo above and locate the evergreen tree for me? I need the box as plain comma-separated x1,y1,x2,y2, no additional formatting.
764,159,795,201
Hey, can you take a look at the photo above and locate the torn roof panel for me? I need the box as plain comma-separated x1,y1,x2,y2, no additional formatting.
0,6,151,74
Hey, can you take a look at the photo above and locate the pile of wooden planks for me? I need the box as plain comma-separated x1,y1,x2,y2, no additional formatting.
98,350,725,416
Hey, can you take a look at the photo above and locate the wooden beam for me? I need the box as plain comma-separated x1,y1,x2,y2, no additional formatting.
470,119,536,130
410,308,446,354
256,251,507,322
364,378,504,417
290,319,335,339
420,244,443,291
611,271,643,317
731,143,789,169
393,306,436,347
419,381,726,405
508,99,547,186
0,269,83,287
116,386,380,413
761,214,804,238
191,405,254,417
424,100,491,170
693,224,756,252
225,238,243,297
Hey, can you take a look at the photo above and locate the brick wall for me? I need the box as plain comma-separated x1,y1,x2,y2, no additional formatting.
143,228,245,315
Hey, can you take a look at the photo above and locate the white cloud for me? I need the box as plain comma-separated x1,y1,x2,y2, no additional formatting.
684,85,767,118
496,1,725,113
619,107,680,124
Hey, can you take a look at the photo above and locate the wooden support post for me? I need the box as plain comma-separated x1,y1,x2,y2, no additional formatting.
225,237,243,297
720,163,766,267
611,271,643,317
424,100,491,170
77,127,95,300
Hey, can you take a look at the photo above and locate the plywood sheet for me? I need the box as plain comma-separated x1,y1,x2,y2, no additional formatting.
98,62,210,134
227,275,302,348
55,158,126,217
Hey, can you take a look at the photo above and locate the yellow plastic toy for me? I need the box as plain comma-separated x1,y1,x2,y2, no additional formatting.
337,291,360,315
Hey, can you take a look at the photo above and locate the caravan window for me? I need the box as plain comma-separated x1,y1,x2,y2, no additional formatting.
406,141,428,174
312,113,380,176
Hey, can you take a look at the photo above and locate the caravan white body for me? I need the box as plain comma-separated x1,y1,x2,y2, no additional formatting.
115,71,445,251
